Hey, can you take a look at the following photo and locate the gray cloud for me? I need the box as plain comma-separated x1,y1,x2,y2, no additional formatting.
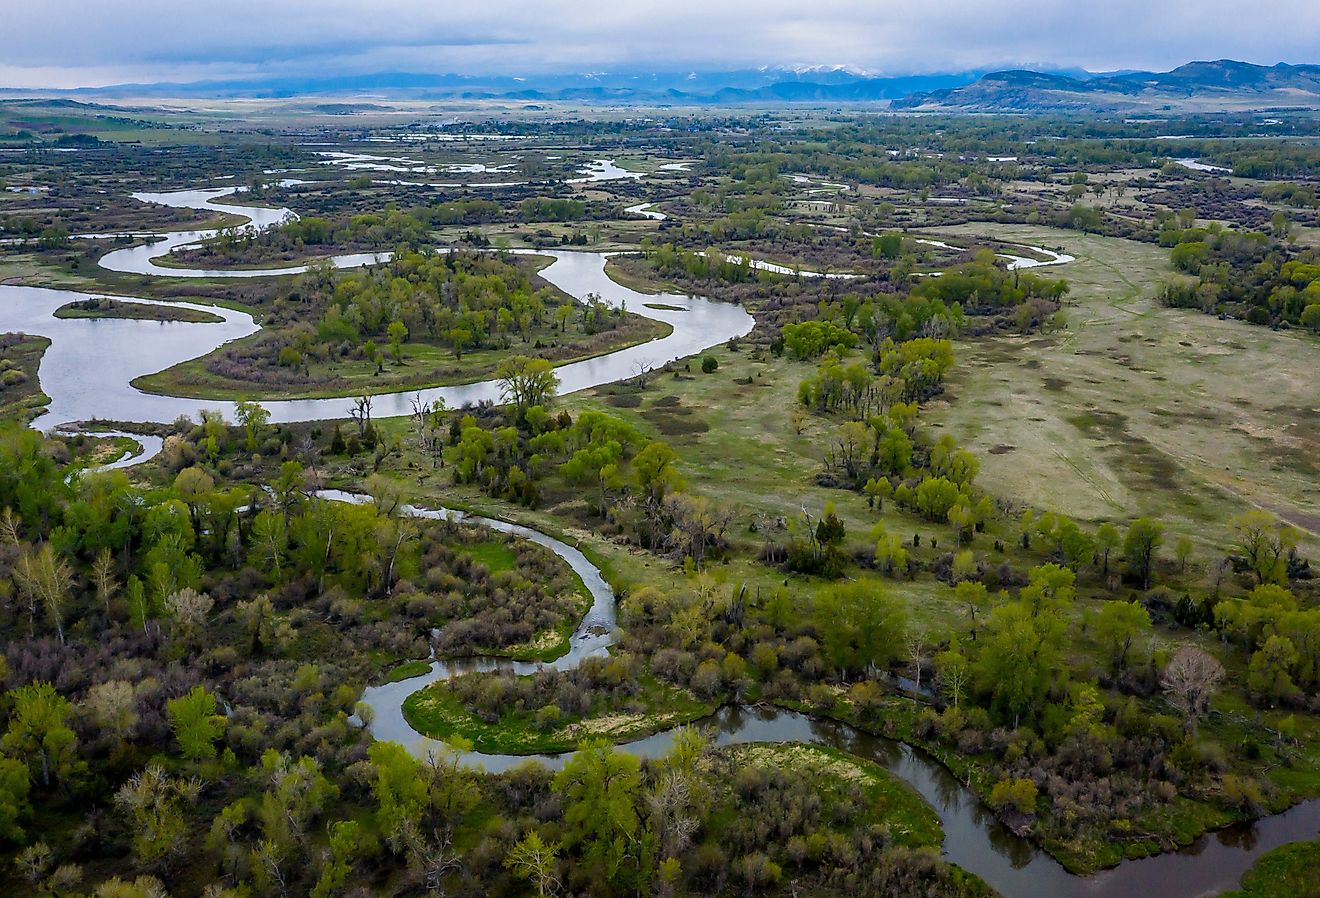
6,0,1320,87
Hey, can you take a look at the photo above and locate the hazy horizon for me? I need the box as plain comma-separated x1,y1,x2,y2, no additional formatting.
6,0,1320,90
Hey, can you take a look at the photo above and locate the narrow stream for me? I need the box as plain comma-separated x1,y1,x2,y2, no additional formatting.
351,494,1320,898
3,182,1313,895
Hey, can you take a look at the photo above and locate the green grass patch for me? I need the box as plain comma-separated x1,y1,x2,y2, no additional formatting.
459,540,518,573
728,743,944,849
54,297,224,323
401,673,717,755
1223,838,1320,897
383,659,433,683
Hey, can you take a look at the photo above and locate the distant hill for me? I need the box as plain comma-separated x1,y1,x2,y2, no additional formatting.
892,60,1320,112
18,67,985,104
7,60,1320,111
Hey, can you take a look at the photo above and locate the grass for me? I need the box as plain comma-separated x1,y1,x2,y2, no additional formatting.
459,540,518,573
920,223,1320,555
1222,838,1320,897
383,659,433,683
0,334,51,422
726,742,944,849
401,673,718,755
54,298,224,323
133,316,671,401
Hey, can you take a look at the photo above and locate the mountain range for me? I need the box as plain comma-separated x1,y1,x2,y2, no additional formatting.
892,60,1320,111
7,60,1320,112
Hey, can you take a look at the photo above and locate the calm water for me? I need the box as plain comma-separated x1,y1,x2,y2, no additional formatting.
4,183,1314,896
353,493,1320,898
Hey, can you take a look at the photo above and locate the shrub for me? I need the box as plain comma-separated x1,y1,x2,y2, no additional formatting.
989,777,1038,816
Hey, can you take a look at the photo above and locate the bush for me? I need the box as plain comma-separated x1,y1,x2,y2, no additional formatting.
989,777,1039,816
701,355,719,373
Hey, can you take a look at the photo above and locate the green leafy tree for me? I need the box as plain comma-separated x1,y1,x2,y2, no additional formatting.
1,682,79,788
234,400,271,452
496,355,560,410
1124,518,1164,589
812,582,907,680
552,739,652,895
0,757,30,843
505,830,562,897
975,601,1065,727
1094,600,1152,672
167,686,224,762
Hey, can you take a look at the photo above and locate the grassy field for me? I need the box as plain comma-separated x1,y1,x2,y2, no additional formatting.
0,334,51,422
54,297,224,323
920,224,1320,554
1222,838,1320,897
722,742,944,848
401,673,718,755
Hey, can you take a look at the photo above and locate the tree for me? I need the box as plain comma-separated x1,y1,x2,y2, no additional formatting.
312,820,370,898
165,587,213,641
1174,536,1195,575
387,320,409,364
935,645,970,709
496,355,559,410
1160,646,1224,730
234,400,271,452
505,830,562,897
86,680,138,743
552,739,651,895
989,778,1038,816
1233,511,1298,586
1,682,79,788
13,543,74,643
812,582,908,680
975,601,1065,727
167,686,224,762
1096,523,1120,577
1094,601,1152,672
1124,518,1164,589
114,764,199,869
633,442,683,505
1248,635,1301,705
0,757,30,843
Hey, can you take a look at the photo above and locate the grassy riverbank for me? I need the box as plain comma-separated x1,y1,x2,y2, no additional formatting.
1223,839,1320,897
54,296,225,323
131,313,671,400
401,673,717,755
0,333,50,422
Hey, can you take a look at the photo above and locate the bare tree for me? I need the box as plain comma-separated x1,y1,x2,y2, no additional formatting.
906,633,926,697
166,588,214,641
1161,646,1225,731
349,395,374,437
14,544,74,643
91,547,118,615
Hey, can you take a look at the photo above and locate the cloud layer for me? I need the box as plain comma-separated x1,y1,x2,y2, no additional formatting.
7,1,1320,88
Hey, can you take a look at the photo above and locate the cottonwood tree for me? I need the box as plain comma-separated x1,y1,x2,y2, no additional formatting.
1161,646,1225,731
167,686,224,762
1094,600,1152,672
1233,511,1298,586
1124,518,1163,589
165,587,213,642
496,355,560,411
13,543,74,643
114,764,200,869
504,831,562,898
1,683,79,788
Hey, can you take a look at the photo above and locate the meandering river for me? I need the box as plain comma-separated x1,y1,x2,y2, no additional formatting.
2,183,1314,896
347,493,1320,898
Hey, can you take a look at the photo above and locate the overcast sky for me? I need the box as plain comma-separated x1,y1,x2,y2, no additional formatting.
6,0,1320,88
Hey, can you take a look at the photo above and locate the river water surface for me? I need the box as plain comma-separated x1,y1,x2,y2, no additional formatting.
2,183,1315,896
